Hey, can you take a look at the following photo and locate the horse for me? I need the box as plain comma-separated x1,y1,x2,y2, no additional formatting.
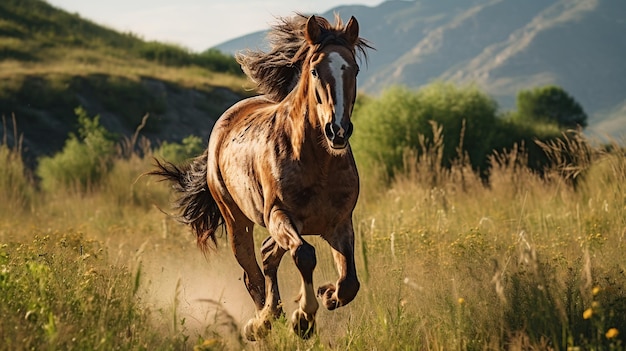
150,13,371,340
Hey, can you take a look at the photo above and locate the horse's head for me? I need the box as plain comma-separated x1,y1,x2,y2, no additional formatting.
304,15,361,154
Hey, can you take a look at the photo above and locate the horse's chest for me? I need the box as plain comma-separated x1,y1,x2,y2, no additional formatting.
281,172,357,232
288,183,351,210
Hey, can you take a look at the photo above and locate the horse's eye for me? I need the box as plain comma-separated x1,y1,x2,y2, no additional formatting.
356,67,360,77
311,68,318,78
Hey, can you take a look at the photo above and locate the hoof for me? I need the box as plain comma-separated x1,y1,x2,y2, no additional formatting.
243,318,270,341
292,309,315,339
317,283,339,310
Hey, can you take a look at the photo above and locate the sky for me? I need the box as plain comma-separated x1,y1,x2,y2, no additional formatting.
46,0,385,52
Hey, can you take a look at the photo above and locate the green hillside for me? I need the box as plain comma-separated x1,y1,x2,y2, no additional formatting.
0,0,248,163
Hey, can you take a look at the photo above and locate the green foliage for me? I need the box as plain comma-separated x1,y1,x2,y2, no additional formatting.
352,83,499,179
138,41,197,66
352,83,574,181
138,43,242,74
514,85,588,129
489,116,560,172
156,135,204,164
0,232,168,350
36,107,116,192
199,48,243,75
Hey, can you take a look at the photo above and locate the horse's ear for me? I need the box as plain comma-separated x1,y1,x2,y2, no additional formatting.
344,16,359,46
305,15,322,44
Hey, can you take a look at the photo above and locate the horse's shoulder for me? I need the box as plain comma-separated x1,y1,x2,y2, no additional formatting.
222,95,273,118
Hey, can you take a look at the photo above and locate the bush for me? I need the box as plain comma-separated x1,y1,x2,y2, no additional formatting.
198,48,242,75
138,42,241,74
352,83,573,181
156,135,204,164
36,107,116,192
352,83,498,179
138,41,194,67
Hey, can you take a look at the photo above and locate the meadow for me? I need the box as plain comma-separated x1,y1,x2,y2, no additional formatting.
1,117,625,350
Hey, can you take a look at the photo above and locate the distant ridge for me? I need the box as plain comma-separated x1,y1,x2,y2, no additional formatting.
215,0,626,139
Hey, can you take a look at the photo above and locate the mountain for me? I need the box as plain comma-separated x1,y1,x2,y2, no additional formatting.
0,0,247,165
215,0,626,139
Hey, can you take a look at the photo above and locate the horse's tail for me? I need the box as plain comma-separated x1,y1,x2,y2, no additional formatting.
150,148,223,253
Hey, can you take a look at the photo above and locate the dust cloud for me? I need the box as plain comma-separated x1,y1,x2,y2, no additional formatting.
138,242,253,341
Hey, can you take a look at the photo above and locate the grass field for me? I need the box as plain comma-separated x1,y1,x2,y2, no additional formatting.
1,129,625,350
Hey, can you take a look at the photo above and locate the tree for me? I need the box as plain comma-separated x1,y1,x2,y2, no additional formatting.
515,85,588,129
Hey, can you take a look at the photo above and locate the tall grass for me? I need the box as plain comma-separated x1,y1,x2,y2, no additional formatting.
0,117,624,350
0,114,34,212
345,130,626,350
0,232,153,350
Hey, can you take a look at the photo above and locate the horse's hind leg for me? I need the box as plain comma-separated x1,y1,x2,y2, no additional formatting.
267,208,319,339
260,236,287,319
240,236,287,341
224,217,268,340
318,220,360,310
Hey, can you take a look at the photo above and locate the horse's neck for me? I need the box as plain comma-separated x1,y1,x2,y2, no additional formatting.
273,102,325,164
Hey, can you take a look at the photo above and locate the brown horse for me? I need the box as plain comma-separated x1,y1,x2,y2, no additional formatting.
151,14,371,340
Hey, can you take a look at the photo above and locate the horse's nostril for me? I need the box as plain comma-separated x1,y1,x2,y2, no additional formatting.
345,122,353,138
325,123,335,140
325,123,351,147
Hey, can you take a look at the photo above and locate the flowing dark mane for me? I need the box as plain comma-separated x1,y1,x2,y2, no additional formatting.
236,13,372,101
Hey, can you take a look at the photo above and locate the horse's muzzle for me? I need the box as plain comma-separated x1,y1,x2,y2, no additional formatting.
324,122,353,149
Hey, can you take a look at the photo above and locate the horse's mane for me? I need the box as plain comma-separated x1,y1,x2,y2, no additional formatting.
236,13,371,102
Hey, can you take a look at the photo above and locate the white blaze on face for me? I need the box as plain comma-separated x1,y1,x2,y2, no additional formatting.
328,52,349,138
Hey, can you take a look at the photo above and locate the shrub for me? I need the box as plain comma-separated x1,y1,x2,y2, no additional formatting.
352,83,572,182
198,48,242,75
352,83,498,179
36,107,116,192
138,42,241,74
138,41,194,67
156,135,204,164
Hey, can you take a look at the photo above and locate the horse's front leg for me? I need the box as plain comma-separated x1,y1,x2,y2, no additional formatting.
267,208,319,339
318,220,360,310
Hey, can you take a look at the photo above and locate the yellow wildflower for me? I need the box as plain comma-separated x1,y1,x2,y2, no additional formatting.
583,308,593,319
592,286,601,296
605,328,619,339
458,297,465,305
193,338,219,351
